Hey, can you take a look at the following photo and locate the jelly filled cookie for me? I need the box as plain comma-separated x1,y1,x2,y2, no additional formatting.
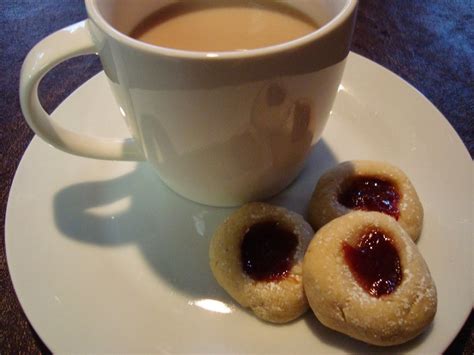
303,211,437,346
308,160,423,241
209,202,314,323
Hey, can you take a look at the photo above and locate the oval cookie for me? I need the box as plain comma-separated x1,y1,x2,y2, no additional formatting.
303,211,437,346
308,160,424,241
209,202,314,323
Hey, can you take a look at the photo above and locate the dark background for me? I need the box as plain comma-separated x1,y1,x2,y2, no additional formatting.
1,0,472,353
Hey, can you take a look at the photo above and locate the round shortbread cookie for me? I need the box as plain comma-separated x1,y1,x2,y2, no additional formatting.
209,202,314,323
308,160,424,241
303,211,437,346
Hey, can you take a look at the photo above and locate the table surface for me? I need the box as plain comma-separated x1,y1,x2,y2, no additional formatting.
1,0,472,353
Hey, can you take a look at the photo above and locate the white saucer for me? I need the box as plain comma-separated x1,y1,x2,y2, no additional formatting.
7,53,472,353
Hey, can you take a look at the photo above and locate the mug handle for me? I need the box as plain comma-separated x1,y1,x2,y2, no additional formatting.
19,20,145,161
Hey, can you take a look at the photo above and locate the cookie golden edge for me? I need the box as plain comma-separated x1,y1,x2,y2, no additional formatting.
308,160,424,241
303,211,437,346
209,202,314,323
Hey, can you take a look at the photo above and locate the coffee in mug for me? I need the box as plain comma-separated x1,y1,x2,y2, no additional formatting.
130,1,319,52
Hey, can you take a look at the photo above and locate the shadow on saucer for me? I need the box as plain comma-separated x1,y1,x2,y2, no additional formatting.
53,139,337,302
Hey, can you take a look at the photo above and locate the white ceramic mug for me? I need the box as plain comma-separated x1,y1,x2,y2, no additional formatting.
20,0,358,206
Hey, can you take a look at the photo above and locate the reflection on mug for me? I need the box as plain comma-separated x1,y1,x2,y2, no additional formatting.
290,99,312,142
140,112,273,202
251,82,315,170
266,82,287,106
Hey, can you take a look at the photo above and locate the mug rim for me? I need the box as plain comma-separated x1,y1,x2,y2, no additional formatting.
85,0,357,60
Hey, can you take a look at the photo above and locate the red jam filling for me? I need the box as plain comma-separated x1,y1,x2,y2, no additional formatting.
241,221,298,281
343,229,402,297
339,176,400,219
